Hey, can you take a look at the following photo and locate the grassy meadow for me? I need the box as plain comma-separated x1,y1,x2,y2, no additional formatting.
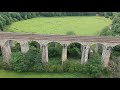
5,16,111,36
0,69,90,78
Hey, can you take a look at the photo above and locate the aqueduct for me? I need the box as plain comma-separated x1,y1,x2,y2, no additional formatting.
0,32,120,67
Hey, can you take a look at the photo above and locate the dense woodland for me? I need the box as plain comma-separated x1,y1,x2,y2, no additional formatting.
0,12,113,31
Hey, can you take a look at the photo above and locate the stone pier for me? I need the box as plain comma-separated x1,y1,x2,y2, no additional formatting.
1,41,11,64
81,44,90,64
102,45,112,67
62,44,68,63
41,44,48,63
19,41,29,53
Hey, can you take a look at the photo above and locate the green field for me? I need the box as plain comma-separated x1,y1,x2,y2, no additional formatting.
5,16,111,36
0,69,90,78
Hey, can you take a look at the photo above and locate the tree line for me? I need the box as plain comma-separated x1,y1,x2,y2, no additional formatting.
0,12,113,31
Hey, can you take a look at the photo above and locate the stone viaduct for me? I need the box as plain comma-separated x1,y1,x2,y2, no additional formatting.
0,32,120,67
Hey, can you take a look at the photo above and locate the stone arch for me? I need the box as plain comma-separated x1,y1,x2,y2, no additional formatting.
90,43,104,55
67,41,82,46
17,40,29,53
28,40,41,49
47,41,62,64
67,42,82,60
0,40,11,64
110,44,120,60
47,41,63,46
28,40,41,60
8,40,21,52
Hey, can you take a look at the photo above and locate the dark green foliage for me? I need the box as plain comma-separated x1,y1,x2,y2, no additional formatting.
86,53,103,77
10,52,27,72
112,45,120,52
104,12,112,18
9,48,104,77
110,45,120,62
105,15,109,18
29,41,40,49
68,43,81,58
66,31,76,35
62,53,103,77
111,13,120,35
48,43,62,58
10,47,42,72
62,60,81,73
100,26,114,36
0,21,3,31
11,43,21,52
108,59,120,78
27,12,32,19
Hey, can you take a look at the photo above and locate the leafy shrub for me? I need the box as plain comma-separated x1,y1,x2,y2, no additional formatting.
108,58,120,78
105,15,109,18
100,26,113,36
42,64,53,72
11,43,21,52
85,53,103,77
102,68,111,76
68,47,81,58
10,52,27,72
112,45,120,52
10,47,43,72
48,43,62,58
50,65,63,73
63,60,81,73
66,31,76,35
10,46,104,76
48,47,61,57
32,63,44,72
68,43,81,58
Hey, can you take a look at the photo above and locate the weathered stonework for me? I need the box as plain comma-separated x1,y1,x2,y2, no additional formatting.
102,45,112,67
41,44,48,63
1,41,11,64
81,44,90,64
19,40,29,53
62,44,68,63
0,32,120,67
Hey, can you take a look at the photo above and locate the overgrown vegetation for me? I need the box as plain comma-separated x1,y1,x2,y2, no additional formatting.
99,12,120,78
8,49,106,77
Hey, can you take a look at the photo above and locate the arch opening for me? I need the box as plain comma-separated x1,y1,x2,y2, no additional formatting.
48,42,62,64
28,41,41,53
110,44,120,61
67,42,82,61
9,40,21,53
89,43,103,60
